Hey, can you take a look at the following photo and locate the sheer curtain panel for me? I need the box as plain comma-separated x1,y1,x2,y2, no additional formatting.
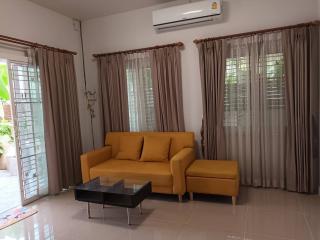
126,52,156,131
224,32,287,188
197,24,320,193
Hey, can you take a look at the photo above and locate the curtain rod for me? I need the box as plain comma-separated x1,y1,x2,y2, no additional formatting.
93,42,184,58
0,34,77,55
194,20,320,44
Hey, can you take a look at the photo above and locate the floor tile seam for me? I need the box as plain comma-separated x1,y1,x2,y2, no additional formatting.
246,205,305,216
242,201,249,239
244,232,293,240
302,211,315,240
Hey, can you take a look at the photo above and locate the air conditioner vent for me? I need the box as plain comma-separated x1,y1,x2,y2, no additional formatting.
153,0,222,30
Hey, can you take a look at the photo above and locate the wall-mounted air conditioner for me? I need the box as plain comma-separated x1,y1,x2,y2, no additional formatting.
152,0,222,30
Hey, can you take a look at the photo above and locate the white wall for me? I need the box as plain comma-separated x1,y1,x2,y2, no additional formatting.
82,0,318,151
0,0,92,152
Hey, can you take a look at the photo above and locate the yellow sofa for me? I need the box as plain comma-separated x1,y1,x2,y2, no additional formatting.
80,132,195,201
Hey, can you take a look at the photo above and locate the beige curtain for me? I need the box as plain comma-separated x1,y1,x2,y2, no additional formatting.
198,25,319,193
224,32,287,188
97,54,130,134
282,25,319,193
151,46,185,132
197,40,227,159
126,52,156,131
36,48,82,194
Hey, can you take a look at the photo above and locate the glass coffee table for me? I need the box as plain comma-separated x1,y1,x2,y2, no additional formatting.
74,177,152,225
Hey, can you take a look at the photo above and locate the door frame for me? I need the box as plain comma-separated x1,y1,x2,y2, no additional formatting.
0,52,28,206
4,53,47,206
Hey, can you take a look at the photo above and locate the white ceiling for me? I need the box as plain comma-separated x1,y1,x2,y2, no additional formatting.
29,0,177,20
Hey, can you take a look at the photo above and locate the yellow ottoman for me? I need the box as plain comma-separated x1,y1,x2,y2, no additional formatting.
186,160,239,205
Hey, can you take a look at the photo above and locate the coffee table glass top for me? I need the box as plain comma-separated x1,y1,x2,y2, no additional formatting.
75,177,150,195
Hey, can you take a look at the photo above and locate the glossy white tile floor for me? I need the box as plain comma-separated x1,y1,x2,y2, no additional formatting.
0,170,21,214
0,187,319,240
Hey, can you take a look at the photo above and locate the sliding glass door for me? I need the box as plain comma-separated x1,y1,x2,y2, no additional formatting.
8,60,48,205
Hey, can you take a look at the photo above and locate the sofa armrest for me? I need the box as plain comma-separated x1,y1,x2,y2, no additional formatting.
170,148,195,195
80,146,112,183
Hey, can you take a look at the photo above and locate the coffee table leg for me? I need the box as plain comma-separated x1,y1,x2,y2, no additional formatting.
138,203,142,215
87,202,91,219
126,208,131,225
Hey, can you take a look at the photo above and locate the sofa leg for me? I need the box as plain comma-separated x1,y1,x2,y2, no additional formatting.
232,196,237,206
178,195,183,202
189,192,194,201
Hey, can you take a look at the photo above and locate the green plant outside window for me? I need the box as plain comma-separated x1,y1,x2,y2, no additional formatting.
0,63,10,101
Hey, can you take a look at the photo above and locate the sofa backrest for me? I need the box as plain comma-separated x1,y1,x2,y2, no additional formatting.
105,132,195,159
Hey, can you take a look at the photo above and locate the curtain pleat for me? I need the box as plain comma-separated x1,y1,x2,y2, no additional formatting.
197,40,227,159
97,46,184,134
282,26,319,193
198,25,319,193
151,46,185,132
36,48,82,194
97,54,130,136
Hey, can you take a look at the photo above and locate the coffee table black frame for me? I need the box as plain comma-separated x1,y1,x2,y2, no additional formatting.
74,177,152,225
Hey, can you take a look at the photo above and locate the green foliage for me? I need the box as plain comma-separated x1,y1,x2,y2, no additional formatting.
0,143,3,157
0,64,10,101
225,54,284,85
0,121,13,141
225,57,248,85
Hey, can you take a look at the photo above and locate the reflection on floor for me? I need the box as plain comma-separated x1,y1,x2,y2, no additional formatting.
0,187,319,240
0,170,21,214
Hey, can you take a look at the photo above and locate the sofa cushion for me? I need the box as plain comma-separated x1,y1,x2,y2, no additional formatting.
90,159,172,186
105,132,195,159
140,136,171,162
186,160,239,179
115,135,143,160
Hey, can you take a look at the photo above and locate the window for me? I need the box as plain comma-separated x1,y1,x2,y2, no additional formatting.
224,53,285,127
224,56,249,126
126,52,156,132
261,53,285,108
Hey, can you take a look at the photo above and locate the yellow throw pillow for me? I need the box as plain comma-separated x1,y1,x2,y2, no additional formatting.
116,135,143,160
140,136,171,162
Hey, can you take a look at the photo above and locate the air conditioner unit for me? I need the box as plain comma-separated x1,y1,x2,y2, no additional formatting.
152,0,222,30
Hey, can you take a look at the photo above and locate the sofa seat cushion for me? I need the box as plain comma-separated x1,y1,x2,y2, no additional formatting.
186,160,238,179
90,159,172,187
